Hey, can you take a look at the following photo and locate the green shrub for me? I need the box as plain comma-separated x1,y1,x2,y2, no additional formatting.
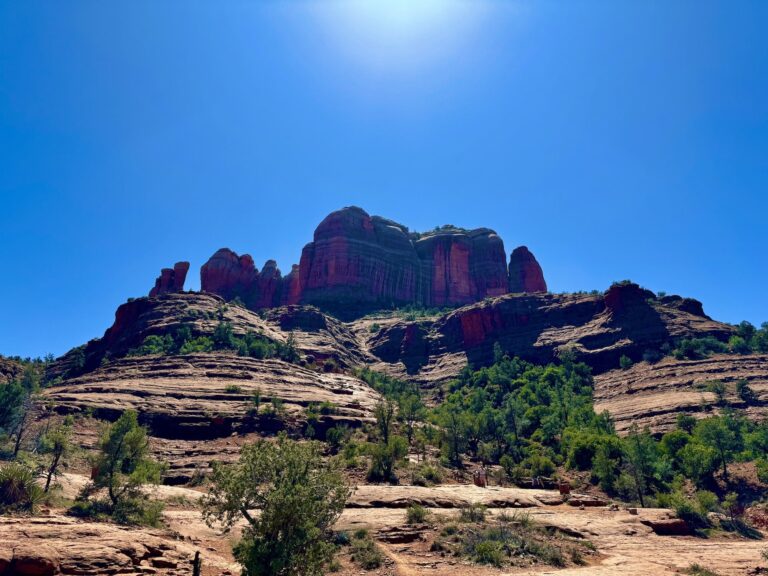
0,464,43,515
736,379,758,404
756,458,768,484
406,504,427,524
202,434,350,576
459,503,487,523
619,355,633,370
729,335,752,355
473,540,505,566
420,464,443,484
673,337,727,360
350,533,383,569
224,384,243,394
684,564,721,576
322,359,338,373
89,411,165,526
367,436,408,483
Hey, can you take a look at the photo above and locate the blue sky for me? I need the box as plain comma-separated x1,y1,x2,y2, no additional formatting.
1,1,767,358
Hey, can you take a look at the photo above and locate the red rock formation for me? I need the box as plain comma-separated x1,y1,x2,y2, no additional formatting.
414,228,508,307
282,265,302,305
149,262,189,297
298,207,422,311
370,284,734,378
200,248,259,303
253,260,282,309
508,246,547,293
198,207,545,316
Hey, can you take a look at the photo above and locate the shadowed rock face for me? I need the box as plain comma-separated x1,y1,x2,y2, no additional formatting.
508,246,547,293
149,262,189,297
199,207,542,317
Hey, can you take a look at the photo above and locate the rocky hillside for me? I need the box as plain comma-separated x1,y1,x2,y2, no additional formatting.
595,353,768,433
363,282,734,382
42,276,766,437
0,356,22,384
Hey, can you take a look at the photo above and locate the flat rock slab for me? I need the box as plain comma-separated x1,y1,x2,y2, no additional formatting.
348,484,552,508
0,514,233,576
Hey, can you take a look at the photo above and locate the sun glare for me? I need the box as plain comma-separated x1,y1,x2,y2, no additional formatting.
310,0,493,75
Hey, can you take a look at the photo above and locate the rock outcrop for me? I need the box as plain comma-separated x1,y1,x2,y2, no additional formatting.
199,248,259,303
149,262,189,297
0,514,209,575
594,354,768,433
199,207,542,317
508,246,547,293
0,356,22,384
365,282,734,382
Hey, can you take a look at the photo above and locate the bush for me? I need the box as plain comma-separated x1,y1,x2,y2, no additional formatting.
406,504,427,524
367,436,408,483
729,335,752,355
658,488,717,528
420,464,443,484
459,503,487,523
224,384,243,394
756,458,768,484
350,533,383,569
89,411,165,525
202,435,350,576
0,464,43,515
736,379,758,404
474,540,505,566
673,337,727,360
642,348,663,364
322,359,338,373
619,355,633,370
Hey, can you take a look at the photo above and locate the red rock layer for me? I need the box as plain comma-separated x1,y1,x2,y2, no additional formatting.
149,262,189,297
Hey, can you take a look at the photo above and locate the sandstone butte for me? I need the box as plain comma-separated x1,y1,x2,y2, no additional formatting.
186,206,547,317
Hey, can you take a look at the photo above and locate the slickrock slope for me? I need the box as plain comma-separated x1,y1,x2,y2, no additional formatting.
199,206,543,317
366,283,733,383
595,353,768,433
0,514,230,576
43,354,380,482
44,354,379,437
53,292,371,377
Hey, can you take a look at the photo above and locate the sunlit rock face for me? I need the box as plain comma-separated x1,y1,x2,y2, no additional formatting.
199,206,545,317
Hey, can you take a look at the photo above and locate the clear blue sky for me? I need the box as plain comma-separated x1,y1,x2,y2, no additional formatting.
1,1,767,359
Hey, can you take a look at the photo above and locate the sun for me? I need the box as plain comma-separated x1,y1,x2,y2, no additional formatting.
310,0,492,75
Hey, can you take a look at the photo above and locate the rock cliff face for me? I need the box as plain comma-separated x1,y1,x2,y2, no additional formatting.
366,282,734,381
199,207,543,317
148,262,189,297
508,246,547,293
